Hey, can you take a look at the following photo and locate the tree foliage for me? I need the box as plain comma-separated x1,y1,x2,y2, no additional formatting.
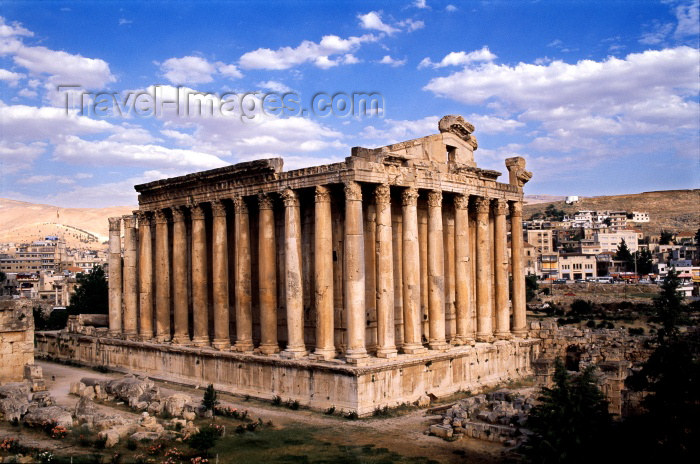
67,265,108,315
202,384,219,411
659,230,674,245
544,204,566,221
635,248,653,275
520,358,612,463
526,274,539,302
614,238,633,271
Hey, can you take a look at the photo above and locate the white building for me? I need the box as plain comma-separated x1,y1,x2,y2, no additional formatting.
595,230,639,253
631,211,650,223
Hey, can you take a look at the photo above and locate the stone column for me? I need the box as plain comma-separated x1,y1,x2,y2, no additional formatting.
510,201,528,337
427,191,448,350
154,210,171,342
344,181,368,362
258,193,279,354
282,189,306,358
374,184,397,358
494,199,511,339
233,197,254,352
313,186,335,359
474,197,493,342
171,206,189,344
211,200,231,350
108,217,122,335
454,195,474,345
122,215,138,338
136,211,153,340
401,188,426,353
191,204,209,346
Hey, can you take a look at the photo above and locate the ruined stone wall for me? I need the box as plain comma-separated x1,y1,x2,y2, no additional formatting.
0,299,34,383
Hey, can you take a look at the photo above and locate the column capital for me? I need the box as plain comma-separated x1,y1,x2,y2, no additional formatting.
454,194,469,210
509,201,523,217
258,193,275,210
108,217,122,231
211,200,227,217
281,188,299,207
191,203,206,220
135,210,151,225
233,195,248,213
171,205,187,222
344,181,362,201
374,183,391,205
474,196,490,214
154,209,169,224
427,190,442,207
122,214,137,228
314,185,331,203
402,187,419,206
493,198,509,216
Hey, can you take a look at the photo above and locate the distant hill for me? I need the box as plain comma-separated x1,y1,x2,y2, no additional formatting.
524,194,567,205
523,189,700,236
0,198,134,249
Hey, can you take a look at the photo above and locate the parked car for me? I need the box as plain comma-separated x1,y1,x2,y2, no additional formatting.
553,279,567,284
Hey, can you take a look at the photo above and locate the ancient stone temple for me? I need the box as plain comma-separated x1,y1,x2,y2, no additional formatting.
37,115,540,415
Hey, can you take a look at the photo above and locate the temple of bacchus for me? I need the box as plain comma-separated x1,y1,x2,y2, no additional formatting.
36,115,540,415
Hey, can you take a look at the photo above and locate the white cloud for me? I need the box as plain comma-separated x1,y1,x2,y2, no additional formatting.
17,174,76,185
674,0,700,39
0,68,23,85
418,46,497,69
239,33,378,70
398,18,424,31
412,0,428,9
358,11,399,35
217,63,243,79
160,56,243,84
257,80,292,93
0,140,46,173
118,18,132,26
17,88,37,98
639,21,674,44
445,5,457,12
0,17,33,38
378,55,406,67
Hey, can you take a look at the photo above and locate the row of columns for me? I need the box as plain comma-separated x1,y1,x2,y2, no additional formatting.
107,183,527,362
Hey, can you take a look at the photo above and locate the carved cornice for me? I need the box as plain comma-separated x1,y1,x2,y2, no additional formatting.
344,181,362,201
171,206,187,222
314,185,330,204
438,114,478,149
509,201,523,218
108,217,121,232
211,200,227,217
494,198,509,216
402,187,419,207
281,188,299,208
454,194,469,210
374,184,391,205
122,214,137,229
154,210,169,224
191,204,206,220
474,197,490,214
427,190,442,208
258,193,275,210
233,196,248,214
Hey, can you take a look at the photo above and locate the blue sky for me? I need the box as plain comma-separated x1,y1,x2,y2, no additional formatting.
1,0,698,207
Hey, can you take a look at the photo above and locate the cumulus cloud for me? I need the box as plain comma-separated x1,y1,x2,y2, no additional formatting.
0,17,33,38
257,80,292,93
0,68,24,85
358,11,399,35
160,56,243,84
0,140,46,173
378,55,406,67
674,0,700,39
418,46,497,69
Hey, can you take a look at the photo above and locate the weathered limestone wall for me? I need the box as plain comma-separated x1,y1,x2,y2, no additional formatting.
35,331,539,416
0,299,34,383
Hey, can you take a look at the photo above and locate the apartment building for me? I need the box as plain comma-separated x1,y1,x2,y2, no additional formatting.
526,229,554,254
559,254,597,280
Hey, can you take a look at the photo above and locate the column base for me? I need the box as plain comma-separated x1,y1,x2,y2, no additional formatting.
281,346,307,359
191,336,209,347
259,343,280,355
138,333,154,342
171,335,191,345
401,343,427,354
155,334,171,343
453,335,476,346
376,347,398,358
108,330,122,338
511,329,528,338
494,331,512,340
429,340,450,351
211,339,231,350
311,348,336,360
233,341,255,353
476,333,494,343
123,330,138,340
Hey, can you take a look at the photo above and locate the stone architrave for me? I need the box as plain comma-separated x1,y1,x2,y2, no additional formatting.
108,217,122,335
191,204,209,346
427,191,448,350
493,199,511,339
258,193,280,355
233,197,254,352
401,188,426,354
474,197,493,342
454,195,474,345
171,206,190,344
281,189,306,358
136,211,153,341
344,181,368,362
154,210,171,342
211,200,231,350
313,186,335,359
510,201,527,337
374,184,397,358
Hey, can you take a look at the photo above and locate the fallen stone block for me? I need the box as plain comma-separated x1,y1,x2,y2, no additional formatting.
430,424,453,439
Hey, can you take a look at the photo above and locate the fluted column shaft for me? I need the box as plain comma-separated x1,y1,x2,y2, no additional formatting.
475,197,494,342
454,195,474,344
344,181,368,362
427,191,448,350
313,186,335,359
375,184,397,358
494,199,511,339
401,188,426,354
137,212,153,340
122,215,138,338
154,210,171,341
191,204,209,346
258,194,279,354
212,201,231,349
108,217,122,335
233,197,254,352
510,201,528,337
171,207,189,344
281,189,306,358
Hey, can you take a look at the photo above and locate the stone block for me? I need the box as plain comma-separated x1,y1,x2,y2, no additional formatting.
430,424,453,439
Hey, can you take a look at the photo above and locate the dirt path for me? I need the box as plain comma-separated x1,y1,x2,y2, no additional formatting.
35,360,505,463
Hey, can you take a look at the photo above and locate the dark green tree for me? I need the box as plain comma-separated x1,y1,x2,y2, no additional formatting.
544,204,565,221
695,228,700,246
659,230,674,245
67,265,108,315
635,248,653,276
602,217,612,227
520,358,612,463
202,383,219,411
526,274,539,302
187,425,220,457
614,238,634,271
